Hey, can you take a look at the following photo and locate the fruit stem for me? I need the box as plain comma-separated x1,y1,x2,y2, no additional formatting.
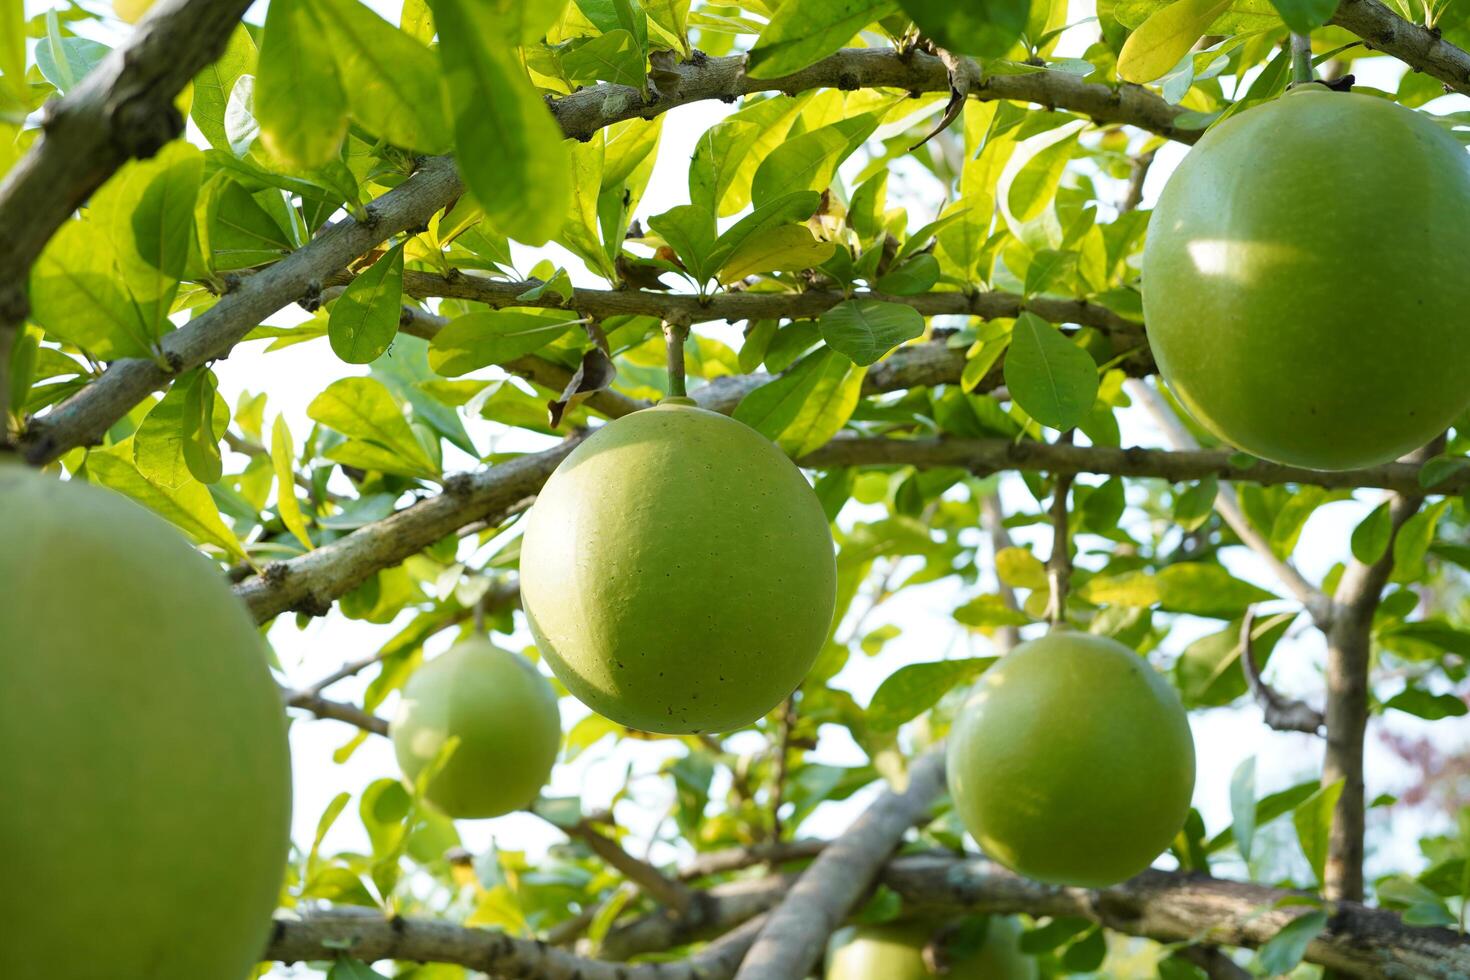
662,319,690,399
1290,33,1315,85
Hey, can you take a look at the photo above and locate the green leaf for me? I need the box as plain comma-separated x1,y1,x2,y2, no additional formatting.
874,253,941,295
1230,756,1257,862
428,310,585,376
818,299,924,367
206,178,295,271
649,204,719,284
191,26,257,152
272,414,314,551
1155,562,1277,618
1391,499,1449,584
1174,476,1218,531
1024,248,1077,298
1174,611,1293,708
0,0,25,105
747,0,898,78
1003,312,1098,429
36,23,108,94
438,0,572,245
1384,686,1468,720
130,142,203,280
563,29,646,87
88,441,248,562
750,112,881,209
733,346,866,456
1268,0,1339,34
1350,500,1392,564
257,0,349,168
896,0,1030,57
31,219,155,360
329,242,405,364
1255,911,1329,976
314,0,450,152
181,369,224,485
867,657,996,730
1293,778,1344,886
307,377,439,479
1004,125,1079,224
1118,0,1234,84
134,373,227,490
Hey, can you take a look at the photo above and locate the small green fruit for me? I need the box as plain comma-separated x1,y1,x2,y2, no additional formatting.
1143,86,1470,470
947,633,1195,888
826,919,1036,980
519,400,837,734
392,637,561,818
0,465,292,980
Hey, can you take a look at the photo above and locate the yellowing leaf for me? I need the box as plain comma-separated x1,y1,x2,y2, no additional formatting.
272,415,313,551
1118,0,1234,84
717,224,835,284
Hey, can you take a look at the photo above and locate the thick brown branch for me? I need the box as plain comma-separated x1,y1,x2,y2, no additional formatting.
549,48,1199,145
1331,0,1470,95
268,909,766,980
733,751,946,980
1320,439,1439,901
0,0,252,329
267,855,1470,978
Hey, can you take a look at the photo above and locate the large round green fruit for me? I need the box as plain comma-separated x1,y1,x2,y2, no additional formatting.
1142,85,1470,470
519,399,836,734
391,637,561,818
947,632,1194,888
0,463,292,980
826,919,1036,980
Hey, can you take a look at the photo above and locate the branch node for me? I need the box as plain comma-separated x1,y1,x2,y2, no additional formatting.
443,472,476,497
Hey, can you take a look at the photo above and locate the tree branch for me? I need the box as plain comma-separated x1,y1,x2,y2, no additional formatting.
566,815,696,914
1126,380,1335,627
1319,439,1440,901
981,495,1025,652
268,909,768,980
265,855,1470,978
676,840,828,881
1238,607,1325,735
0,0,253,330
732,751,946,980
1331,0,1470,96
18,43,1192,465
393,271,1146,338
548,48,1200,145
281,687,389,735
1044,433,1076,628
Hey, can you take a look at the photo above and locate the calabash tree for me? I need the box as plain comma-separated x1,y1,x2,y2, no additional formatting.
5,0,1470,976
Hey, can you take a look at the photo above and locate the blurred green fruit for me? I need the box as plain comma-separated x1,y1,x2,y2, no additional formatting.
1143,85,1470,470
519,399,836,734
0,464,292,980
392,637,561,818
826,918,1036,979
947,632,1195,887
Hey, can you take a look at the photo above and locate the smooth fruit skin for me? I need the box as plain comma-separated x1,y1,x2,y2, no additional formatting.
947,632,1195,888
0,464,292,980
1142,86,1470,470
826,919,1036,980
519,400,837,734
391,637,561,818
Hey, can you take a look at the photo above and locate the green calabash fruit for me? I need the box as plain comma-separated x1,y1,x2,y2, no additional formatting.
947,632,1195,888
391,636,561,818
518,400,837,734
0,464,292,980
826,919,1036,980
1143,86,1470,470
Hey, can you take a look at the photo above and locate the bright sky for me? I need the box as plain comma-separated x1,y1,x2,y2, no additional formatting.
22,2,1470,973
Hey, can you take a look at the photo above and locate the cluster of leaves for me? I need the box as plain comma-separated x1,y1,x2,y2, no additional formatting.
6,0,1470,976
